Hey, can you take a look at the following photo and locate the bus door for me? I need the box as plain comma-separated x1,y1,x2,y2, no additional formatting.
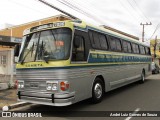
71,30,90,62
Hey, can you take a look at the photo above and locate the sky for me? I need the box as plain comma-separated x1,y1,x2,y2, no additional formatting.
0,0,160,44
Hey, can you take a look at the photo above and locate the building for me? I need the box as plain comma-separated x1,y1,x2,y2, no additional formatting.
0,14,71,38
150,39,160,67
0,43,16,86
0,23,14,30
0,14,71,85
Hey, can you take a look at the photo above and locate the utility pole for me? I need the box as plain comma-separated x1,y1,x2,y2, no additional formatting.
140,22,152,42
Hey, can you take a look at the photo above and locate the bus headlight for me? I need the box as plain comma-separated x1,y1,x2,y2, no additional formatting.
46,83,52,90
52,83,58,90
46,81,58,91
18,81,24,89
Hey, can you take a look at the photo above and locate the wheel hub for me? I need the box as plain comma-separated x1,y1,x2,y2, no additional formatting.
94,83,102,99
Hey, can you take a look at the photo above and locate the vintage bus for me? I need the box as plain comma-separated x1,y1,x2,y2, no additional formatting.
15,20,152,106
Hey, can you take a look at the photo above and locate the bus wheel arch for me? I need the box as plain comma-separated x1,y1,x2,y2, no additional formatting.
91,75,105,103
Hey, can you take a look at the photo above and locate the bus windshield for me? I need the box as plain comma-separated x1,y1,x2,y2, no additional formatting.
19,28,72,63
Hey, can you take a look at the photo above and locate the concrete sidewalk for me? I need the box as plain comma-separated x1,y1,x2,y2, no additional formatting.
0,88,18,110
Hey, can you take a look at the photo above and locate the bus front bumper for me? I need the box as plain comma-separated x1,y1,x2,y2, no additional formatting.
17,91,75,106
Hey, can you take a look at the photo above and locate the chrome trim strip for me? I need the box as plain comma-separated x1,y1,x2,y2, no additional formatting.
19,91,75,99
54,92,75,98
19,96,74,106
110,75,141,86
20,91,52,98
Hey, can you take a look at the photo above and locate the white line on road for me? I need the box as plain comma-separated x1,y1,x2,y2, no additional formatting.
125,108,140,120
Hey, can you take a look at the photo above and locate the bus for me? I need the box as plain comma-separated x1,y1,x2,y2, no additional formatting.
15,20,152,106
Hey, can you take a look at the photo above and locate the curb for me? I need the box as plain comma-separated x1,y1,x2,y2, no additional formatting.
2,102,31,111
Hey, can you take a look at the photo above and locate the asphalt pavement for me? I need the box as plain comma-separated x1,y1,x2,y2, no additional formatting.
6,74,160,120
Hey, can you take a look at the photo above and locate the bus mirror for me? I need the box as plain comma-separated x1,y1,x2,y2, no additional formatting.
74,36,81,48
44,55,49,63
14,44,21,57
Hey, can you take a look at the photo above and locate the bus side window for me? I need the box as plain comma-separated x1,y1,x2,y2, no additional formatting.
116,39,122,51
132,43,140,54
109,36,116,51
127,42,132,53
123,40,128,52
145,47,151,55
99,34,108,50
93,32,101,49
140,45,145,54
136,44,140,54
72,35,85,61
109,36,122,52
89,31,96,48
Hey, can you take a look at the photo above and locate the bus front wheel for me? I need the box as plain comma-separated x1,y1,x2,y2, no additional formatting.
91,78,104,103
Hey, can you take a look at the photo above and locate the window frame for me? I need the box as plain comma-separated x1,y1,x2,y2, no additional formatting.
88,29,149,56
1,55,7,65
127,42,132,53
122,40,128,53
89,30,109,50
72,35,86,61
132,43,140,54
139,45,146,54
98,33,109,50
90,31,101,49
145,47,151,55
109,36,122,52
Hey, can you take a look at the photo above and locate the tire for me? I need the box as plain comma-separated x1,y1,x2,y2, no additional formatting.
139,70,145,83
91,78,104,103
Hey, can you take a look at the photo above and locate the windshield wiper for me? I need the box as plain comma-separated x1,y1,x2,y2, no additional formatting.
37,41,45,60
40,41,44,57
50,30,57,54
20,43,34,64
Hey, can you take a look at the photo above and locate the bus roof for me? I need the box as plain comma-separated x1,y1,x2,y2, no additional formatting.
23,19,149,47
71,20,149,47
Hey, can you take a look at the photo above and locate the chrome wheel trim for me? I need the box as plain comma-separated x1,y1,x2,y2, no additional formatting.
142,72,145,82
94,83,102,99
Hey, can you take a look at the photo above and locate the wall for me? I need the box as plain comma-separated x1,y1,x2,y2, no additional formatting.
0,49,11,83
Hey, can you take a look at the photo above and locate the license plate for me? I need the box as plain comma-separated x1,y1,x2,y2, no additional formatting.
30,82,39,88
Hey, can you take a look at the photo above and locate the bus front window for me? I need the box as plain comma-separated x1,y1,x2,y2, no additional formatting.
19,28,72,63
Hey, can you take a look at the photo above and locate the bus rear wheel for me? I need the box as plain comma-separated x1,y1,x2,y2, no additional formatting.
91,78,104,103
139,70,145,83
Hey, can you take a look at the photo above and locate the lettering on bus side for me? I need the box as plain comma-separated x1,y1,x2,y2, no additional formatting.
91,54,98,58
25,64,43,68
98,54,105,59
